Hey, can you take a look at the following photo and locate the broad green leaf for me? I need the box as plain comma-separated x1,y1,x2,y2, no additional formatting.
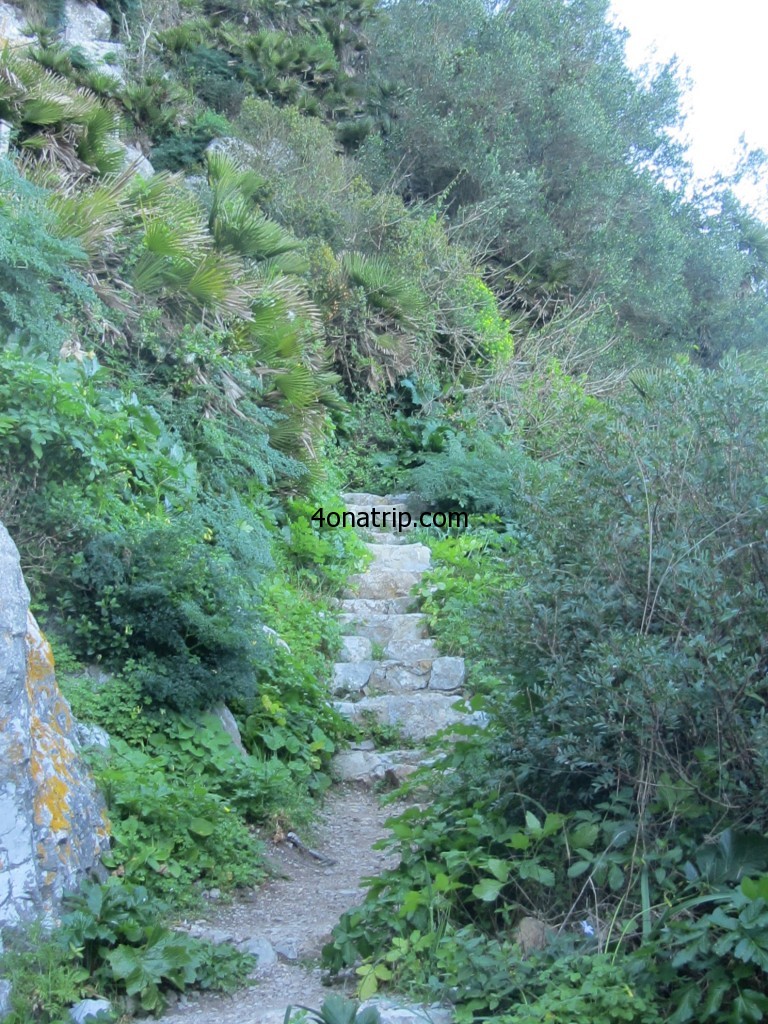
486,858,510,883
525,811,542,835
567,860,592,879
472,878,504,901
188,817,215,837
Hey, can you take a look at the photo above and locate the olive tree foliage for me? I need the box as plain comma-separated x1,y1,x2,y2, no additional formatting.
360,0,768,352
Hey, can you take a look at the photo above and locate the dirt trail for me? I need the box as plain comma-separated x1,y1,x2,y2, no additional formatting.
157,786,403,1024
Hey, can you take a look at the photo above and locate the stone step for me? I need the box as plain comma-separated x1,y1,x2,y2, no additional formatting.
341,491,414,506
365,531,413,546
383,637,440,661
340,611,428,646
331,656,465,697
371,655,465,694
331,661,378,696
331,747,429,787
364,542,431,568
344,567,425,600
339,635,373,663
334,692,471,742
340,597,416,615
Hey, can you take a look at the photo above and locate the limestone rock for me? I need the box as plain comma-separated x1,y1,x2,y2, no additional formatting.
344,568,425,600
238,934,277,972
0,523,110,927
365,542,431,568
209,703,246,755
339,635,373,663
368,660,430,694
206,136,260,165
0,978,11,1019
73,721,110,750
383,637,439,661
331,661,375,696
0,2,30,44
331,748,425,787
121,142,154,179
340,597,415,615
340,612,427,646
62,2,124,82
63,1,111,44
338,693,466,741
428,657,465,692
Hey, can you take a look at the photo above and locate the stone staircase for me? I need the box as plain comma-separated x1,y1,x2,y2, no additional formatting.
330,492,471,787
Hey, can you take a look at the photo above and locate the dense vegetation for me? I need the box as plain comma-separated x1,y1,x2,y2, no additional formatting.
2,0,768,1019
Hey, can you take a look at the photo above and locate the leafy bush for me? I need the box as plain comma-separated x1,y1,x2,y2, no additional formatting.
500,954,662,1024
60,879,253,1014
0,166,96,352
57,506,275,711
0,923,90,1024
95,735,266,902
407,428,532,514
0,880,253,1021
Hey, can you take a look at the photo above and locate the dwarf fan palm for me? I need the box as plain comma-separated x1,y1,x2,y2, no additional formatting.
0,45,121,174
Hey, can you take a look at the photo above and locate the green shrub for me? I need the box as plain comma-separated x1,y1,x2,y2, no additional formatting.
407,428,531,514
0,167,96,353
501,954,662,1024
0,923,90,1024
95,736,266,902
59,522,270,711
60,878,253,1014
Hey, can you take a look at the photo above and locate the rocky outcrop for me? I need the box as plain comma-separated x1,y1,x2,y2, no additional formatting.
0,0,124,80
0,524,109,927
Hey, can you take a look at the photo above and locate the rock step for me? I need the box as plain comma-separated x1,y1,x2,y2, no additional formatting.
345,501,409,516
332,656,465,697
340,611,428,646
340,596,416,615
341,491,410,506
364,541,431,567
365,531,414,546
332,747,429,786
339,635,373,662
344,568,426,600
334,692,473,742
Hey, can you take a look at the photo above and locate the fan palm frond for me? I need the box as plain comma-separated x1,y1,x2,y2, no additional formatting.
213,196,298,261
341,251,427,326
181,251,251,318
274,364,319,408
46,169,133,260
248,263,322,333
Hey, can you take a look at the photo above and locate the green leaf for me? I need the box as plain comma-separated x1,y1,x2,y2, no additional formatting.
486,858,510,883
567,860,592,879
524,811,542,836
518,861,555,887
188,817,216,837
472,878,504,901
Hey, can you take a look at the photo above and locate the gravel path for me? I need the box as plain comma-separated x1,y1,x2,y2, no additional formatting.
156,786,404,1024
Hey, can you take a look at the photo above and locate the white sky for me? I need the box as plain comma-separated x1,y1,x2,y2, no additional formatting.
609,0,768,212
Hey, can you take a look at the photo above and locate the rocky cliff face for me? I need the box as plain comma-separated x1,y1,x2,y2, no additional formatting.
0,524,109,927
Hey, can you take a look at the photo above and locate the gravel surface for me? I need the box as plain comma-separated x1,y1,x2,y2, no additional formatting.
156,786,404,1024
